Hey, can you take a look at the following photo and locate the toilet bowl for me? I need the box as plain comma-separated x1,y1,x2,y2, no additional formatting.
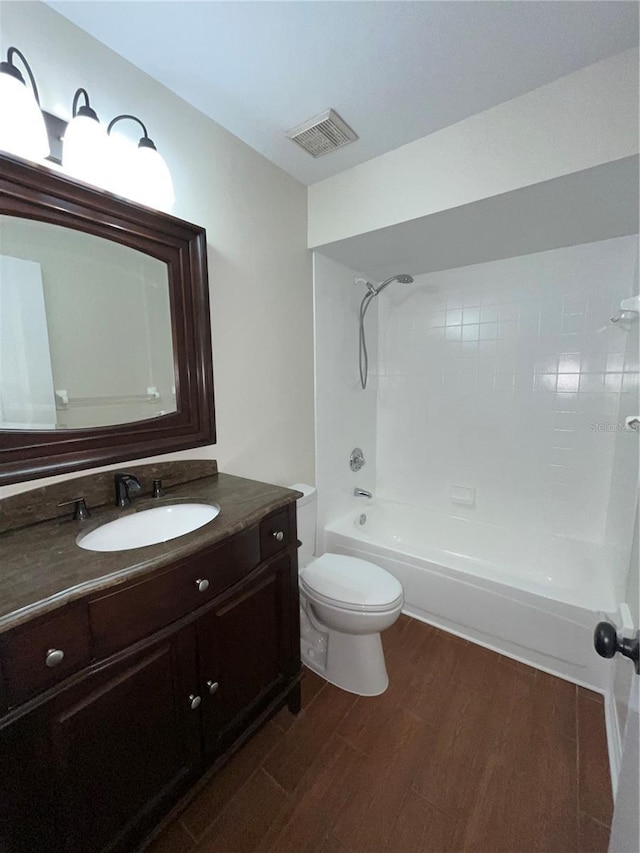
291,484,403,696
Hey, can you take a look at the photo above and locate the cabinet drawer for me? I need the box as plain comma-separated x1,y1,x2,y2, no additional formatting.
259,508,292,561
90,526,260,657
0,605,91,707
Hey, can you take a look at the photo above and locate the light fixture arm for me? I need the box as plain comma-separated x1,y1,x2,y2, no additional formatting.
107,114,157,150
71,88,99,121
1,46,42,105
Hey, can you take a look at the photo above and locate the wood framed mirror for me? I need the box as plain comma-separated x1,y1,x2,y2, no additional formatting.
0,153,215,486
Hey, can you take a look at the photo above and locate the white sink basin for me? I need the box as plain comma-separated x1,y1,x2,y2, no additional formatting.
77,503,220,552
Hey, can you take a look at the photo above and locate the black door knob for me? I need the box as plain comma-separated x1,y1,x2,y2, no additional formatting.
594,621,640,674
594,622,618,659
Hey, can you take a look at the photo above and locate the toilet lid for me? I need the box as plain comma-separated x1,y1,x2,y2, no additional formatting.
300,553,403,608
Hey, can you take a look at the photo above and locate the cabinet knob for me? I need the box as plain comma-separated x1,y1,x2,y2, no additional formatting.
272,531,284,542
206,680,219,695
45,648,65,668
196,578,210,593
189,694,201,710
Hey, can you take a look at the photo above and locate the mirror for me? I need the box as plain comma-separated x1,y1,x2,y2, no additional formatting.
1,215,176,430
0,153,215,486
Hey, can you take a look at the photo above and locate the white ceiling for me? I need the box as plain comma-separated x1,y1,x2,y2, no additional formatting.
49,1,639,186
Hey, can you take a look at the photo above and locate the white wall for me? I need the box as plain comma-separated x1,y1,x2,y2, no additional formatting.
308,48,639,248
313,253,377,550
0,1,314,496
374,238,638,563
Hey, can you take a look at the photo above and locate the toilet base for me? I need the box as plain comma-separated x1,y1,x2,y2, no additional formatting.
302,628,389,697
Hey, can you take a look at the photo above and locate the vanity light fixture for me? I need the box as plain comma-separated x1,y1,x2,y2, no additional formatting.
0,46,50,161
62,88,108,186
107,114,175,212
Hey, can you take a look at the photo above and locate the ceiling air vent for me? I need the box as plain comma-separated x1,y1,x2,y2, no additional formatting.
286,109,358,158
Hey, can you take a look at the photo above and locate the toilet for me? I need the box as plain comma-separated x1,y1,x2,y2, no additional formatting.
291,483,403,696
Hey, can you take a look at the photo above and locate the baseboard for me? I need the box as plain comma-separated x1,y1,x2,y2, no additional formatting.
604,690,623,798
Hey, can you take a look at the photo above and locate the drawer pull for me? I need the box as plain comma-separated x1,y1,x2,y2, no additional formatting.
45,648,65,668
196,578,210,593
206,680,219,695
189,694,201,710
272,531,284,542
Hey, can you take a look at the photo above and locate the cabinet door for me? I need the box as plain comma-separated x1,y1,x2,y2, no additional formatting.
198,554,297,755
51,627,199,853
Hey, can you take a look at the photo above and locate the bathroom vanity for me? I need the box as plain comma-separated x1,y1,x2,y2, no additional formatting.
0,464,302,853
0,153,304,851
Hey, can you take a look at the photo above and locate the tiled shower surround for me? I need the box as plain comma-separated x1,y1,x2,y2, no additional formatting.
374,236,638,601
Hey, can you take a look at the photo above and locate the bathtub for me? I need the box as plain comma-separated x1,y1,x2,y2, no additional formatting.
323,500,615,691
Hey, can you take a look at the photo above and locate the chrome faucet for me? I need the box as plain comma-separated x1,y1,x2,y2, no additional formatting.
354,488,373,499
114,472,142,507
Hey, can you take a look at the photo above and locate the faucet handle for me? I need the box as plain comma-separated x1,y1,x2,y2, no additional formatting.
152,478,165,498
57,497,91,521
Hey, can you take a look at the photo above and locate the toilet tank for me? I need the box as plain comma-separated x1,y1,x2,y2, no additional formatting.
289,483,316,568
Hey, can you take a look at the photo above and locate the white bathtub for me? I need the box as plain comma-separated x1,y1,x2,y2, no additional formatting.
324,500,615,691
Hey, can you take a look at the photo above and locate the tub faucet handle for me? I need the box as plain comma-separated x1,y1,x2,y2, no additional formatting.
350,447,366,472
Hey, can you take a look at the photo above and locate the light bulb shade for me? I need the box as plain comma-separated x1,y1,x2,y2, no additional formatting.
0,72,49,161
106,115,175,212
62,114,108,187
131,144,175,212
106,131,139,200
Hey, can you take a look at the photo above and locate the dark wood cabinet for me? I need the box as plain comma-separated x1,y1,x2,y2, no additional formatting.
0,501,301,853
51,629,199,853
0,629,199,853
198,554,295,755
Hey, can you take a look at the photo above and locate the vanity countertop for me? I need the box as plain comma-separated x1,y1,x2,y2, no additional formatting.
0,473,301,633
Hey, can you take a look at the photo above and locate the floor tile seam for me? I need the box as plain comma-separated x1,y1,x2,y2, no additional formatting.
397,702,435,728
409,781,456,816
575,697,612,820
257,722,293,763
577,687,605,704
178,818,198,845
270,716,292,734
335,699,432,753
183,725,289,836
259,762,297,800
191,763,283,844
578,810,612,830
302,674,329,709
406,784,451,820
264,741,365,853
333,730,372,758
268,731,360,799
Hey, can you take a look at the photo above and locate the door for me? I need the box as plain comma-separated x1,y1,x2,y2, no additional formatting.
51,627,199,853
609,678,639,853
608,510,640,853
198,555,294,755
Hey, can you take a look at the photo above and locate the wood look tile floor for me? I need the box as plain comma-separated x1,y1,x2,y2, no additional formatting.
147,616,613,853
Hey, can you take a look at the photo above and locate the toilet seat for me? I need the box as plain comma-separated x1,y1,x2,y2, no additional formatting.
300,553,403,613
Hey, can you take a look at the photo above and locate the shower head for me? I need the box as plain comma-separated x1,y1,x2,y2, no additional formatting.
372,273,414,295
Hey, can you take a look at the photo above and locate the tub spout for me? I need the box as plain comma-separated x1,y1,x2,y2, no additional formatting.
354,488,373,499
